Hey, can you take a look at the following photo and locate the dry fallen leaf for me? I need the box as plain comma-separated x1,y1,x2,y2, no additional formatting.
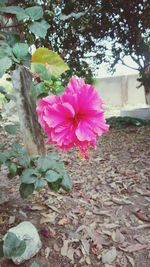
102,247,117,264
135,188,150,196
102,223,120,229
126,255,135,267
31,204,46,211
61,240,75,262
120,243,147,253
111,197,133,205
45,247,50,259
40,212,56,224
86,227,103,249
53,243,60,252
58,217,69,225
134,210,150,222
61,240,70,256
81,238,90,255
85,255,91,265
67,248,75,261
8,215,15,225
112,229,125,244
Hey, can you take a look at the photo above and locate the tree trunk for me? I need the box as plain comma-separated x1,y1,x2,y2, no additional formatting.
143,63,150,106
12,66,46,155
144,85,150,106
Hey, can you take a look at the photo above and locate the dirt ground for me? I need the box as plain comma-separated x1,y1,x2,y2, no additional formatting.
0,125,150,267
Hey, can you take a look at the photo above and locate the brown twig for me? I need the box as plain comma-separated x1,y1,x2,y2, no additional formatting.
0,22,25,29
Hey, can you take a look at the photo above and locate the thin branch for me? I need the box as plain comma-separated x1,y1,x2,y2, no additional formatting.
120,59,139,71
0,23,24,29
130,54,143,69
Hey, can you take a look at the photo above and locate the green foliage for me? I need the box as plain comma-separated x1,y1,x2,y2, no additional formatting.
29,261,40,267
0,143,72,199
107,116,150,129
33,64,51,82
29,20,50,39
4,124,18,135
19,183,35,199
25,6,43,21
32,48,69,77
12,43,29,60
8,162,17,177
0,4,51,75
0,241,4,258
46,170,61,183
3,232,26,259
1,1,149,85
0,57,12,78
0,86,14,102
0,6,24,15
30,82,49,100
20,169,37,184
0,2,73,201
16,6,43,21
0,0,8,7
0,41,29,76
30,61,65,101
61,173,73,192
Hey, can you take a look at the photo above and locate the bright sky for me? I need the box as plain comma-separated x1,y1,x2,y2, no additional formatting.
97,56,139,78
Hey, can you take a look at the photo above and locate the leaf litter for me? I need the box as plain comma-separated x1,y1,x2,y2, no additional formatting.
0,125,150,266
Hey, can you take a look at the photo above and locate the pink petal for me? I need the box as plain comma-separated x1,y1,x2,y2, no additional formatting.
75,120,96,142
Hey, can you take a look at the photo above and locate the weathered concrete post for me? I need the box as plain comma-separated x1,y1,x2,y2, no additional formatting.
12,66,45,155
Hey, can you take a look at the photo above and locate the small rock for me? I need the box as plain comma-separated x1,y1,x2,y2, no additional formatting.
4,221,42,265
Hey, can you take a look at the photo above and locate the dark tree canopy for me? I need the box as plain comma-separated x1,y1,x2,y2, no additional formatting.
0,0,150,91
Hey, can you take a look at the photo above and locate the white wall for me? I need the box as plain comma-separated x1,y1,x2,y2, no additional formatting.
95,74,146,107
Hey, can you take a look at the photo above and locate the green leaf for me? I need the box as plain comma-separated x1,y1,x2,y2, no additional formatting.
20,169,37,184
35,179,47,191
37,157,55,172
44,152,59,161
53,161,65,174
0,46,12,58
11,143,22,151
31,82,48,100
52,81,65,95
0,0,8,7
10,143,30,167
8,162,17,177
0,152,6,166
17,148,30,167
4,124,18,135
0,143,4,150
0,240,4,258
28,20,50,39
29,261,40,267
0,6,24,14
25,6,43,21
16,12,29,21
32,48,69,77
33,64,51,81
12,43,29,60
61,173,73,192
48,178,62,192
16,167,24,176
0,57,12,77
3,232,26,259
19,183,34,199
46,170,61,183
0,32,20,46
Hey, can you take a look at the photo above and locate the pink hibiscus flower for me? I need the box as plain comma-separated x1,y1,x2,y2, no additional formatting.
36,76,109,158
